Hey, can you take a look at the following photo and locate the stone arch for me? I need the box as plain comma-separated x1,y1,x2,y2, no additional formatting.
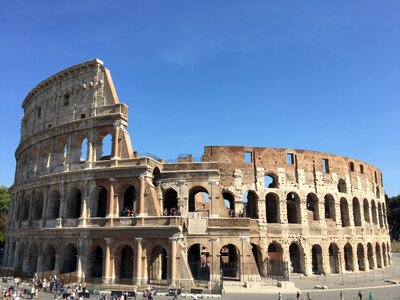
306,193,320,221
344,243,354,271
121,185,137,216
90,186,107,218
287,192,301,224
387,242,391,265
153,167,161,187
243,191,258,219
371,200,378,225
15,243,25,272
324,194,336,221
92,245,103,277
357,243,365,271
340,197,350,227
62,243,78,274
367,243,375,270
251,243,263,276
382,243,387,267
267,242,283,262
375,243,382,268
47,190,60,219
222,191,235,214
378,202,383,228
353,198,362,226
67,187,82,219
27,243,39,274
338,179,347,193
311,244,324,274
189,186,209,213
328,243,340,274
188,243,210,281
164,188,178,216
32,191,44,220
118,245,134,280
264,172,278,188
266,192,280,223
289,243,304,274
220,244,240,279
21,198,30,221
363,199,370,223
376,187,380,199
42,244,56,272
149,245,168,283
100,133,112,160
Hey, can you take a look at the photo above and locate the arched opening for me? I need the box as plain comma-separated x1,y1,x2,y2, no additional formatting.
264,173,278,188
344,243,354,271
324,194,336,221
122,186,136,216
367,243,374,270
338,179,347,193
120,245,134,280
251,243,263,276
371,200,378,225
101,134,112,160
47,190,60,219
357,243,365,271
32,192,44,220
189,186,210,213
311,245,324,274
375,243,382,268
266,242,285,278
164,189,178,216
378,203,383,228
22,200,29,221
376,187,380,199
243,191,258,219
27,244,38,274
266,193,280,223
153,168,161,187
363,199,370,223
62,244,77,274
328,243,340,274
287,192,301,224
80,138,88,162
222,191,235,217
97,187,108,218
220,244,240,279
42,245,56,272
306,193,319,221
340,198,350,227
188,244,210,281
149,246,168,283
67,188,82,219
353,198,362,226
92,246,103,277
382,243,387,267
15,243,25,272
289,243,303,274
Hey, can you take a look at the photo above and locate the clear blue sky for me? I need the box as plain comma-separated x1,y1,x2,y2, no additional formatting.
1,1,399,196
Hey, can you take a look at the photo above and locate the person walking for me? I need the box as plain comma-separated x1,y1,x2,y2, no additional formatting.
369,292,374,300
296,291,300,300
340,291,344,300
277,292,283,300
358,290,363,300
307,292,311,300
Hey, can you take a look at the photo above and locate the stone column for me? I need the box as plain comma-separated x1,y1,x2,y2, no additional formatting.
59,180,66,218
107,178,117,226
169,236,178,287
27,189,34,222
41,187,49,226
112,122,120,159
88,131,94,163
103,238,112,284
352,243,359,272
135,238,143,286
138,175,146,216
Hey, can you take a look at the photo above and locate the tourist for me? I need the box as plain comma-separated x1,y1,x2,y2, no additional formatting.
358,290,363,299
340,291,344,300
307,292,311,300
296,291,300,300
369,292,374,300
277,292,283,300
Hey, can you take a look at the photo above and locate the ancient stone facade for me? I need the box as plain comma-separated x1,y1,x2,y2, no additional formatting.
4,59,390,288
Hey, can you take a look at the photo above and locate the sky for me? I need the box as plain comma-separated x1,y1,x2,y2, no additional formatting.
0,1,399,196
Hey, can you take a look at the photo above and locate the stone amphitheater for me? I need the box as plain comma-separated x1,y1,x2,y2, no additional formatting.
3,59,391,290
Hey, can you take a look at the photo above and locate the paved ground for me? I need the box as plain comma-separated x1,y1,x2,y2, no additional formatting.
2,254,400,299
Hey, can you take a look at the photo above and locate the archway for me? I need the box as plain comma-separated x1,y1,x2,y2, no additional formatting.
375,243,382,268
338,179,347,193
264,173,278,188
251,243,262,276
62,244,77,274
47,190,60,219
344,243,354,271
27,244,39,274
153,168,161,187
122,185,136,216
220,244,240,279
92,246,103,277
311,245,324,274
149,245,168,283
188,244,210,281
266,193,279,223
306,193,319,221
378,203,383,228
287,193,301,224
15,243,25,272
340,198,350,227
101,134,112,160
324,194,336,220
353,198,362,226
67,188,82,219
189,186,209,213
32,192,44,220
243,191,258,219
164,189,178,216
382,243,387,267
367,243,374,270
222,191,235,216
42,244,56,272
97,187,108,217
363,199,370,223
328,243,340,274
289,243,303,273
357,243,365,271
120,245,134,280
371,200,378,225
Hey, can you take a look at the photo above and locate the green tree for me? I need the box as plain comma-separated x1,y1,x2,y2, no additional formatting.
0,186,10,243
386,193,400,240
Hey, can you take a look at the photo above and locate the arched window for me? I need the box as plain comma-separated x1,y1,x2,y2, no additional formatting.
363,199,370,223
101,134,112,160
264,174,278,188
353,198,362,226
311,245,324,274
92,246,103,277
67,188,82,219
97,187,108,218
338,179,347,193
189,186,209,213
340,198,350,227
287,192,301,224
344,243,354,271
371,200,378,225
306,193,319,221
121,186,136,216
164,189,178,216
80,138,88,162
222,191,235,216
153,168,161,186
376,187,380,199
243,191,258,219
324,194,336,221
266,193,279,223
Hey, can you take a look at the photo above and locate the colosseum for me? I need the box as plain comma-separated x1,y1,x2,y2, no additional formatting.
3,59,391,290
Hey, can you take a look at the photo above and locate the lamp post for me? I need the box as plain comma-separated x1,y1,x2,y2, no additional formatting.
208,179,219,218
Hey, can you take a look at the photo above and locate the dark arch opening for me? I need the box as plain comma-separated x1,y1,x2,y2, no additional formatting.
223,192,235,216
68,188,82,219
97,187,107,218
92,246,103,277
153,168,161,186
122,186,136,216
42,245,56,272
189,186,209,213
324,194,335,220
289,243,302,273
363,199,370,223
149,246,168,283
62,244,77,274
264,174,278,188
367,243,374,270
306,193,319,221
220,244,239,279
47,190,60,219
244,191,258,219
311,245,324,274
164,189,178,216
329,243,340,274
188,244,210,281
340,198,350,227
357,243,365,271
344,243,354,271
120,246,134,279
353,198,362,226
338,179,347,193
287,192,301,224
251,243,263,276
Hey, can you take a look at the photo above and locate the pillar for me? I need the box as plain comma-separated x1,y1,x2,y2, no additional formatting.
169,237,178,287
139,175,146,216
135,238,143,286
103,238,112,284
112,124,120,159
107,178,117,223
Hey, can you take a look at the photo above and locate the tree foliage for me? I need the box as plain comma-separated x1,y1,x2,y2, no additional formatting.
386,193,400,240
0,186,10,243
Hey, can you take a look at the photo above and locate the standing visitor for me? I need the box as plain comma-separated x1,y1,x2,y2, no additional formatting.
340,291,344,300
296,291,300,300
369,293,374,300
358,290,362,299
277,292,282,300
